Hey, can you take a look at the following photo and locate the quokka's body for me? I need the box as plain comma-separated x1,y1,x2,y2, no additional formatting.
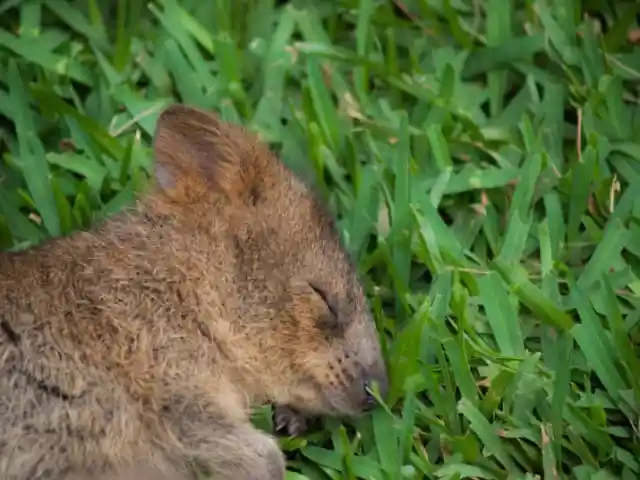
0,104,388,480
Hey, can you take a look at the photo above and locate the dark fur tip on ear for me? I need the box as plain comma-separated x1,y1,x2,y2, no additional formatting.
154,104,221,138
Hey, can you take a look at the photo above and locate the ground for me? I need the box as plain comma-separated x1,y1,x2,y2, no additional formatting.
0,1,639,479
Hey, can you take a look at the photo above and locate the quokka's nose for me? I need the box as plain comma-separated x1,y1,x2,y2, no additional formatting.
362,386,377,410
362,371,389,410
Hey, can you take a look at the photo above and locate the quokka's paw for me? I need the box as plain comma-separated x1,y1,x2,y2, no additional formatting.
273,405,309,437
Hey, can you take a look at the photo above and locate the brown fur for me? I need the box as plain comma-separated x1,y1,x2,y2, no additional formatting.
0,104,388,480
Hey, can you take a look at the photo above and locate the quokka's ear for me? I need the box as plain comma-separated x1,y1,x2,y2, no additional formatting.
151,103,266,204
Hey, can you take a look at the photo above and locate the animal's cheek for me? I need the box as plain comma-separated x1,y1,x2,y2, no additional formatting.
299,304,334,330
300,358,333,385
278,383,331,417
322,371,341,393
322,368,354,398
286,333,330,367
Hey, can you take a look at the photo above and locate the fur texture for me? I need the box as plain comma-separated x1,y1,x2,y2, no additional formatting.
0,104,388,480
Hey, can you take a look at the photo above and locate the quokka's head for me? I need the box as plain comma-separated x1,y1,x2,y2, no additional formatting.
151,104,388,417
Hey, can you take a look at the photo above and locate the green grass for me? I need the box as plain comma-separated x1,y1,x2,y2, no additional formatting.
1,0,640,478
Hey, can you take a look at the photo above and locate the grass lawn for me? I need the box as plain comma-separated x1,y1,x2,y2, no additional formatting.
1,0,640,479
